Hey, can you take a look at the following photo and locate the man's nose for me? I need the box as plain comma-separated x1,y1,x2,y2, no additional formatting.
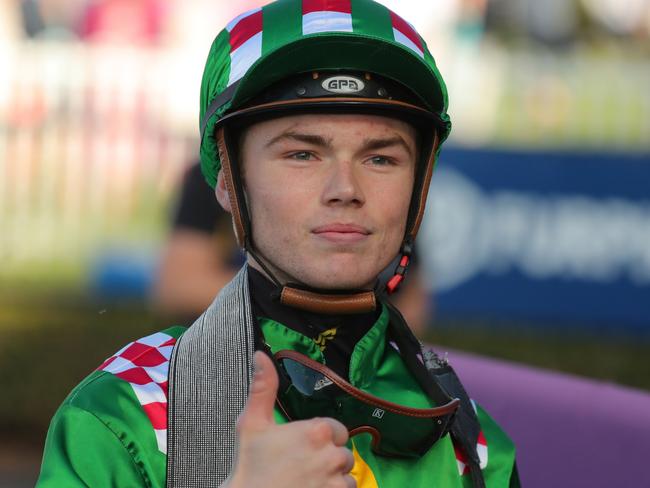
320,160,365,207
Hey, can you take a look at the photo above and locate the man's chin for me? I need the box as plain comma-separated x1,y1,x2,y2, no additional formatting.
298,269,377,291
248,252,383,290
293,252,390,290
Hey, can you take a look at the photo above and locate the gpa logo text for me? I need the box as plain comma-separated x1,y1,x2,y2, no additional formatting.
322,76,365,94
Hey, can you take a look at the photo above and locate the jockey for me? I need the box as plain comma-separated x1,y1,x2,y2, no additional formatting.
38,2,518,487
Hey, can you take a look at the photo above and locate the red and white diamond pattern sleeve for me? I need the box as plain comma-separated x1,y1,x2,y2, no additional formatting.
97,331,177,454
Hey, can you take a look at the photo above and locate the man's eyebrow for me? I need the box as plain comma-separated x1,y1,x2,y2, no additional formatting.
361,136,414,158
265,131,332,149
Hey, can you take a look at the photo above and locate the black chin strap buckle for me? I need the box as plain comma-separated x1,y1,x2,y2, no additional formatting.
386,239,414,295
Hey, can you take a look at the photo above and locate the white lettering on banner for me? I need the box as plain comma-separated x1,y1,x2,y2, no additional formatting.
420,168,650,292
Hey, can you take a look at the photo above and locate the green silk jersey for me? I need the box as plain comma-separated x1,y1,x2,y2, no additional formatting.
37,307,517,487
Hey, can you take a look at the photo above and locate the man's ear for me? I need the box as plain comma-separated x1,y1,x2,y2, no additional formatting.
215,171,232,213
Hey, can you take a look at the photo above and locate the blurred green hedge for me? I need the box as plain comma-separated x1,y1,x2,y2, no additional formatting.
0,291,171,443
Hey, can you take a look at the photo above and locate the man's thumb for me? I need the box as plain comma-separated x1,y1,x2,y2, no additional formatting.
239,351,279,432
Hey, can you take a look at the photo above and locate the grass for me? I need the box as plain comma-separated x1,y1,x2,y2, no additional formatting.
0,292,167,442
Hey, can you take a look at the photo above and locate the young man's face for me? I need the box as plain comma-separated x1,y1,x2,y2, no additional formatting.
233,113,417,289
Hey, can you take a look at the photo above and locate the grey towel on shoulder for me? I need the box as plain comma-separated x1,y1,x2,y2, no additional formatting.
166,265,255,488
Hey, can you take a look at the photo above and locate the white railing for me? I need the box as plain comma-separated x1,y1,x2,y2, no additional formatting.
0,41,198,276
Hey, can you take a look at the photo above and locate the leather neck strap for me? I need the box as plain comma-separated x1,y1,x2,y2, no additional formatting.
280,285,376,314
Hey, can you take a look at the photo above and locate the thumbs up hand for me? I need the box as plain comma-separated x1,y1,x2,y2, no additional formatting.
224,352,356,488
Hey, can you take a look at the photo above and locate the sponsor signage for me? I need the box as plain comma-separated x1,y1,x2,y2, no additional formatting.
420,147,650,329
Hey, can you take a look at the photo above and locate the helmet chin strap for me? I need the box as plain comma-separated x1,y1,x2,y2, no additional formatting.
244,234,415,315
244,236,379,315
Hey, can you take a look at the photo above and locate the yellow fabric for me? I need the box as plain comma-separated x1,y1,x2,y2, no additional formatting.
351,441,379,488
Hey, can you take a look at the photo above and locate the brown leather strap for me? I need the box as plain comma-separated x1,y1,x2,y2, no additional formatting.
275,349,461,417
216,126,247,247
407,130,440,240
280,286,376,314
348,426,382,450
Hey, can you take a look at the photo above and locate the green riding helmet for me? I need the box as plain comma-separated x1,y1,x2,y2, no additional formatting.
198,0,451,303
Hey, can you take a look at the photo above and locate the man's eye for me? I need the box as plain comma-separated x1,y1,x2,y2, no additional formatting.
290,151,313,160
368,156,392,166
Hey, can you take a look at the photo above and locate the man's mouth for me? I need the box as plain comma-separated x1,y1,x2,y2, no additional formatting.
312,224,371,244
